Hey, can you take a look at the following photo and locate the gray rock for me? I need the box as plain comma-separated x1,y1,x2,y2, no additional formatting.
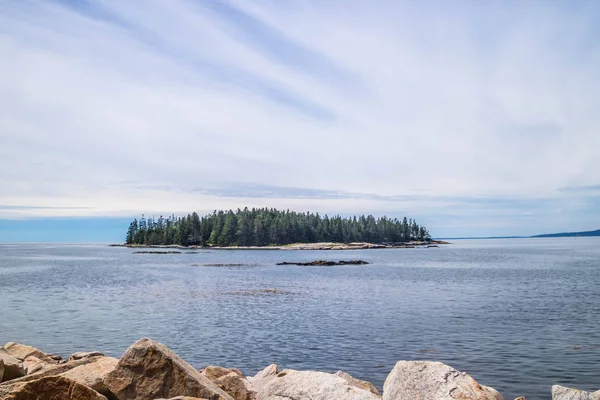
256,369,381,400
382,361,503,400
103,337,234,400
552,385,600,400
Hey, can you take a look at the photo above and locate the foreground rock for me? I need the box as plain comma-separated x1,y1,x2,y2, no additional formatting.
0,375,107,400
0,349,26,382
201,366,244,381
247,364,278,392
214,372,256,400
552,385,600,399
201,366,255,400
103,338,233,400
1,355,105,385
335,371,380,396
256,369,381,400
0,341,62,382
383,361,503,400
155,397,209,400
22,356,47,375
67,351,105,362
60,356,118,396
2,342,60,364
277,260,369,266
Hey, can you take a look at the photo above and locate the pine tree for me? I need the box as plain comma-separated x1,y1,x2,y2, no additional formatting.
125,208,431,246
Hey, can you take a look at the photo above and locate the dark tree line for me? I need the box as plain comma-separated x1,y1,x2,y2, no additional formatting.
125,208,431,246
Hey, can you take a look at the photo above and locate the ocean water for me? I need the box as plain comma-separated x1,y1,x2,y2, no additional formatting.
1,238,600,399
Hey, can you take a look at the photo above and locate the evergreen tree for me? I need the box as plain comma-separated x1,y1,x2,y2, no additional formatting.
125,208,431,247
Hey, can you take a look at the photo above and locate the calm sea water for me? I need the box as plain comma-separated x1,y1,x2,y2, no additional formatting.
1,238,599,399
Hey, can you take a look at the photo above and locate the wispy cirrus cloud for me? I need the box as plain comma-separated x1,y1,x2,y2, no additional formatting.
1,0,599,237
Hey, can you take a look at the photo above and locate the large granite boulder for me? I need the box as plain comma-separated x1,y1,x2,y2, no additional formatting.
335,371,380,395
247,364,278,392
103,338,234,400
0,375,107,400
0,349,26,382
552,385,600,400
382,361,503,400
2,342,59,364
60,356,119,396
256,369,381,400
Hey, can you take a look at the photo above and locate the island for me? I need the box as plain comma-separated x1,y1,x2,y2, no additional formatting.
532,228,600,238
119,208,443,249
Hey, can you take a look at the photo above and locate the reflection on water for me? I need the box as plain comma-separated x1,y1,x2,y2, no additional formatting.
1,238,600,400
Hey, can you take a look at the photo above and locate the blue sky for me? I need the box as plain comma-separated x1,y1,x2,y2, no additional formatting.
0,0,599,241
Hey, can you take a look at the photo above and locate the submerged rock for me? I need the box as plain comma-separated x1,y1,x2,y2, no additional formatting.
552,385,600,399
103,338,233,400
134,250,182,254
382,361,503,400
276,260,369,266
0,375,107,400
256,369,380,400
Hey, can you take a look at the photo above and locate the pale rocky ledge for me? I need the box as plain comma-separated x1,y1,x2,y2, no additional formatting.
0,338,590,400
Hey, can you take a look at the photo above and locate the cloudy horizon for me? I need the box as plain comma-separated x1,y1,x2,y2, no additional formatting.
1,0,599,240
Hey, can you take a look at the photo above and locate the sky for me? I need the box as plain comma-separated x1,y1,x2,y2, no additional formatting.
1,0,599,242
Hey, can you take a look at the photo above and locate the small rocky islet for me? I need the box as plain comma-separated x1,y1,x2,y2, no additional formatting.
0,338,592,399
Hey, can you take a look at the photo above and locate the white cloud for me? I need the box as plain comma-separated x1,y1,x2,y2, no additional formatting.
0,0,599,236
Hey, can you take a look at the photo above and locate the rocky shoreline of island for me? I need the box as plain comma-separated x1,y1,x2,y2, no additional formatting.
109,240,449,251
0,338,590,399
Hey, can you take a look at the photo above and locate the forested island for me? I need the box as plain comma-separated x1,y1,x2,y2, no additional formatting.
124,208,431,247
532,228,600,238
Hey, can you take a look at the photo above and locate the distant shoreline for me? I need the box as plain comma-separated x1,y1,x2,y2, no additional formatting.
109,240,449,250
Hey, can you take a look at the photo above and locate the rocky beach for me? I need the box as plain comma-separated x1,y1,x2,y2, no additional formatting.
0,338,593,399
